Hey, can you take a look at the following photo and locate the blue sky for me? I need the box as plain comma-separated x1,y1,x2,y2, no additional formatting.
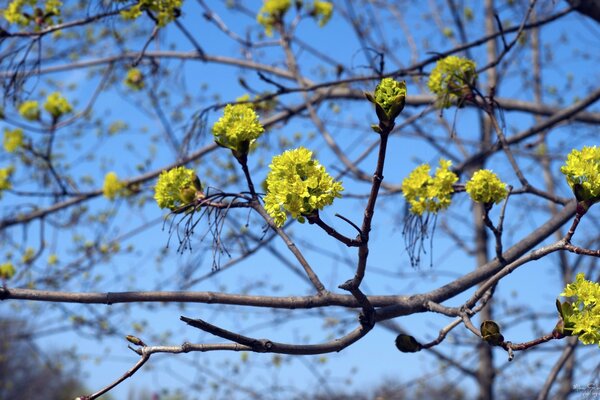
2,1,600,398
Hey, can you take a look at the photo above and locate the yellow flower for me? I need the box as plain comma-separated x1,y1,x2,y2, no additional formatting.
257,0,291,36
0,165,15,198
212,103,264,155
18,100,40,121
264,147,343,226
154,166,201,210
428,55,477,108
44,92,73,119
559,273,600,346
402,159,458,215
102,172,126,200
465,169,507,204
560,146,600,203
3,128,24,153
124,68,145,90
0,262,16,280
310,1,333,27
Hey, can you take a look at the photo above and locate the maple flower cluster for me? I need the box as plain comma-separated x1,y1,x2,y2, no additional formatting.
263,147,343,226
102,172,126,200
3,0,62,27
559,273,600,346
257,0,291,36
212,103,264,156
44,92,73,119
465,169,507,204
125,68,145,91
428,55,477,108
118,0,182,27
18,100,40,121
0,166,15,198
3,128,24,153
560,146,600,203
154,166,201,211
370,77,406,124
311,1,334,27
401,159,458,216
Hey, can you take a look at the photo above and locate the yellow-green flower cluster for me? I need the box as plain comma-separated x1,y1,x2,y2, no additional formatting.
3,0,62,27
0,166,15,198
559,273,600,346
465,169,507,204
0,262,16,280
212,103,264,155
3,128,24,153
264,147,343,226
310,1,333,27
124,68,145,90
402,159,458,216
154,166,200,210
371,78,406,123
102,172,126,200
560,146,600,203
119,0,183,27
18,100,40,121
44,92,72,119
428,55,477,108
257,0,291,36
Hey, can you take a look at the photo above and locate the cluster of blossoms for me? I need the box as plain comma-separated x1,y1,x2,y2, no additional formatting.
3,0,62,27
117,0,182,27
124,68,145,91
17,92,72,122
44,92,73,119
310,1,334,27
212,103,264,157
0,166,14,198
465,169,508,204
366,77,406,126
18,100,40,121
154,166,201,211
257,0,333,36
0,262,16,280
560,146,600,204
257,0,291,36
3,128,24,153
102,172,126,200
558,273,600,346
263,147,343,226
428,55,477,108
401,159,458,216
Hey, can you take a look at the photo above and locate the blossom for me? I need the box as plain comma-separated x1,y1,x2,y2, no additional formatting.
0,166,15,198
3,128,24,153
560,146,600,203
257,0,291,37
264,147,343,226
102,172,126,200
18,100,40,121
310,1,333,27
402,159,458,216
465,169,508,204
368,77,406,124
212,103,264,155
427,55,477,108
118,0,182,27
124,68,145,90
44,92,73,119
0,262,16,280
154,166,201,210
559,273,600,346
3,0,62,27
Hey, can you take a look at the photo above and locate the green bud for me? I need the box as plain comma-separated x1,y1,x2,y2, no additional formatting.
480,320,504,345
395,334,422,353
